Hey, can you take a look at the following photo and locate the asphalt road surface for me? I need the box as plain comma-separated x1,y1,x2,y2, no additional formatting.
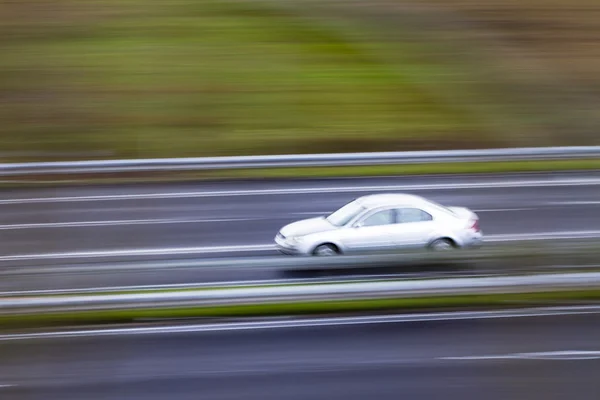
2,308,600,399
1,171,600,264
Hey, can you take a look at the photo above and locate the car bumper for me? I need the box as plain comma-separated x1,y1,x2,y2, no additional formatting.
462,232,484,248
275,236,302,255
276,246,301,255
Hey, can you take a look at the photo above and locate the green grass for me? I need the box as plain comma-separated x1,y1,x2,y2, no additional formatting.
196,159,600,179
3,290,600,329
2,0,600,163
0,0,533,163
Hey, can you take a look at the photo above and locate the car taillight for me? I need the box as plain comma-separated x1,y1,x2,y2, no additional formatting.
470,219,480,232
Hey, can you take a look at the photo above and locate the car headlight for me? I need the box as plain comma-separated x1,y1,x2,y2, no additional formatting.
289,236,304,244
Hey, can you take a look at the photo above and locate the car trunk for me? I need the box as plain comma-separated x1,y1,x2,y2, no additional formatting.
447,206,480,231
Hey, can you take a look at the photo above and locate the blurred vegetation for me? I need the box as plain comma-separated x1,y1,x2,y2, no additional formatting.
1,0,599,162
4,290,600,329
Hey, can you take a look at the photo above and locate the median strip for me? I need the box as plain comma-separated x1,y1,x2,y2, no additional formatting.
3,271,600,329
3,290,600,330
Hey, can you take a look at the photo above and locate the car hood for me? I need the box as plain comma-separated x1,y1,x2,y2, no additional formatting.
280,217,336,238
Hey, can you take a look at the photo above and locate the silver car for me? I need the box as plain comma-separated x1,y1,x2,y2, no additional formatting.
275,193,482,256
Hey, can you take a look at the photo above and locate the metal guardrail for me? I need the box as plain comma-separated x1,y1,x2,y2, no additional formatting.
3,271,600,315
1,146,599,175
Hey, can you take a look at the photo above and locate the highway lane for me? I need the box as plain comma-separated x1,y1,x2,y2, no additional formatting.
2,235,599,293
1,171,600,263
2,309,600,399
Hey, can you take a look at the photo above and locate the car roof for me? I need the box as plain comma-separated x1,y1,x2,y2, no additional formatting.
355,193,429,208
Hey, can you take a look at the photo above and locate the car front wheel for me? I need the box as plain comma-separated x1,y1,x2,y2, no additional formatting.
313,244,339,256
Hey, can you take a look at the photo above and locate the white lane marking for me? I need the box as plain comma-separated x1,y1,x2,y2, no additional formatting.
486,230,600,241
0,244,275,261
0,209,535,230
2,177,600,204
474,208,537,212
0,384,13,388
1,230,600,261
547,201,600,206
0,217,260,230
0,205,586,230
441,351,600,361
292,212,330,216
1,305,599,341
0,206,584,230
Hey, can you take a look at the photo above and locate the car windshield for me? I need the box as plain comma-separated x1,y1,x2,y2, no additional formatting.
326,200,365,227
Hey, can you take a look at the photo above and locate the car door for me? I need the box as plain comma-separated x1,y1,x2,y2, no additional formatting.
388,208,437,248
338,208,396,252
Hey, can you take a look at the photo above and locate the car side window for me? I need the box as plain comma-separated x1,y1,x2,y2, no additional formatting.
360,209,394,227
395,208,433,223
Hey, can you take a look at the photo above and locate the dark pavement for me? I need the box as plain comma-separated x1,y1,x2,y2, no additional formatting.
0,171,599,260
1,310,600,399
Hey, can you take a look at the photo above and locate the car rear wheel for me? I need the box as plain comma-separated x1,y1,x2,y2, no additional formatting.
429,238,455,251
313,244,339,256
